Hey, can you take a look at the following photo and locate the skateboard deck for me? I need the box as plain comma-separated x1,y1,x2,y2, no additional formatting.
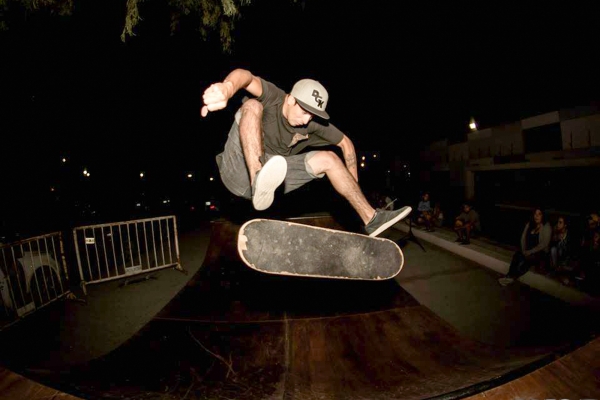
237,219,404,280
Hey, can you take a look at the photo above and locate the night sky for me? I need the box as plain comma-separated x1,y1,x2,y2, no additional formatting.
1,1,599,230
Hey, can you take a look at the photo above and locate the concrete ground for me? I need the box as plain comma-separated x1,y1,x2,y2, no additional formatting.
0,223,212,369
384,228,595,347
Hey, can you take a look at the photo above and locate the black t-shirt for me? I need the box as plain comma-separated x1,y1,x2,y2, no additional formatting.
255,78,344,156
526,229,540,251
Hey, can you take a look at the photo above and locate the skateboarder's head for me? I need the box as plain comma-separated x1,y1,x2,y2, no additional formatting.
289,79,330,121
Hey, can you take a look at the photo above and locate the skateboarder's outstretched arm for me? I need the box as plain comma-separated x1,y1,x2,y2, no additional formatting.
337,135,359,182
200,69,263,117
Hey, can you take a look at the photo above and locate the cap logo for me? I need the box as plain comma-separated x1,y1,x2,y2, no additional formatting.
312,90,324,109
291,79,330,119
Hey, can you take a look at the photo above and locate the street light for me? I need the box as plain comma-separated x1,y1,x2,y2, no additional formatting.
469,118,478,131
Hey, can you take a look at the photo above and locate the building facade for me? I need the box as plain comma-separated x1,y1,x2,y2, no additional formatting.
419,105,600,244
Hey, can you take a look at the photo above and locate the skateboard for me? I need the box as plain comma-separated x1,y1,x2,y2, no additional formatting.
237,219,404,280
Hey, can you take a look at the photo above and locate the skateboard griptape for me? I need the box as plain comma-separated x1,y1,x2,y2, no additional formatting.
238,219,403,280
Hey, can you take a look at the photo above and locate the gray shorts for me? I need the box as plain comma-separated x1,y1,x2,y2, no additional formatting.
215,112,324,199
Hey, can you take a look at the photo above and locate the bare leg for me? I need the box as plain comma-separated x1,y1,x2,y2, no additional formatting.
454,225,463,240
238,99,264,185
425,215,433,230
307,151,375,224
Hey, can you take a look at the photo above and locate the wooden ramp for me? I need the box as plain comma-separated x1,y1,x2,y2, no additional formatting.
0,366,83,400
0,216,598,399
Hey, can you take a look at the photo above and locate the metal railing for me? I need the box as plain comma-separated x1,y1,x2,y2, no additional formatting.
0,232,70,330
73,215,181,293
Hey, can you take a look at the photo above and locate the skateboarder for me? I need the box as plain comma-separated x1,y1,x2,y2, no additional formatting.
201,69,411,237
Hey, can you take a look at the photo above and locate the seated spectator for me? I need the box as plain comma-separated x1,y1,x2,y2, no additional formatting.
453,201,481,244
498,207,552,286
368,190,396,211
382,194,396,211
416,192,435,232
549,215,574,270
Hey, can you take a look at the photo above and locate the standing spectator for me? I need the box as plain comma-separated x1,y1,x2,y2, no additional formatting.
453,201,481,245
498,207,552,286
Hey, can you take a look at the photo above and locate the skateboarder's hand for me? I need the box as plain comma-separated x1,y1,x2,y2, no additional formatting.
201,82,233,117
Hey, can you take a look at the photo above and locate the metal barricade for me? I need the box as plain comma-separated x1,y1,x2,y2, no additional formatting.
73,215,181,293
0,232,70,331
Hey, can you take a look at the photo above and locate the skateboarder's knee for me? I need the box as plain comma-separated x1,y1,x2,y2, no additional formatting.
240,99,263,118
307,150,342,173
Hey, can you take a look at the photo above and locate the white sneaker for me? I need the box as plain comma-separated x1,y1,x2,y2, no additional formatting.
252,156,287,211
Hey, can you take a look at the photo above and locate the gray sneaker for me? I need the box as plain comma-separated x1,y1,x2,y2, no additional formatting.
252,155,287,211
365,206,412,237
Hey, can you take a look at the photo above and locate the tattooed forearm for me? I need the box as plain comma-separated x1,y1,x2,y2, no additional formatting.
345,153,357,169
